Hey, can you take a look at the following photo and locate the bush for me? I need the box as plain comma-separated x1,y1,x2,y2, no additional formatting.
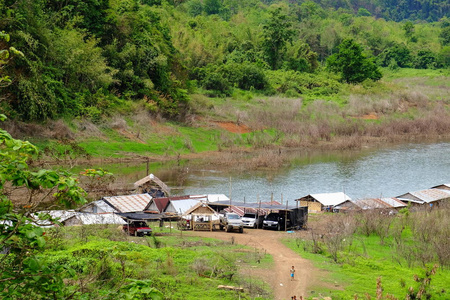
201,72,231,95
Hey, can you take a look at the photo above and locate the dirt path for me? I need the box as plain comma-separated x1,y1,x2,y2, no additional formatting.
185,229,321,300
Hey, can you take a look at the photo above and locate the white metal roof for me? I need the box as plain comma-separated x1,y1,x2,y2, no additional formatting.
190,194,230,202
103,194,152,213
397,189,450,204
380,197,407,208
80,200,118,213
309,192,352,206
166,199,201,214
66,213,126,225
35,210,78,224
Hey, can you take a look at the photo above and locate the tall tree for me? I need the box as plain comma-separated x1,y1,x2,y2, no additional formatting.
439,17,450,46
262,7,294,70
326,38,382,83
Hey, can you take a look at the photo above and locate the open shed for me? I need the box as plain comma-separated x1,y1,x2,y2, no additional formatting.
134,174,170,197
183,202,218,231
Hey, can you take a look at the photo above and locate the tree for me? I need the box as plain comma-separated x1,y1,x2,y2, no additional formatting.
439,17,450,46
403,21,417,42
357,8,371,17
0,32,23,88
326,38,382,83
0,113,90,298
377,43,412,68
262,7,294,70
204,0,222,15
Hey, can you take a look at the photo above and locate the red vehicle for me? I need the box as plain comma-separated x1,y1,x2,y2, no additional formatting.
123,220,152,236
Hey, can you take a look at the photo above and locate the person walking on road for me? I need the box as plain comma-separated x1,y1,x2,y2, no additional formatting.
290,265,295,281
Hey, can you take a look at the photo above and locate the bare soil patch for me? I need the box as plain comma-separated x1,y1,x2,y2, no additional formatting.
213,121,251,134
185,229,327,300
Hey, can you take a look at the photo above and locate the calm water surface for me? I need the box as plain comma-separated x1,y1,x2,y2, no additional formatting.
177,142,450,202
75,142,450,202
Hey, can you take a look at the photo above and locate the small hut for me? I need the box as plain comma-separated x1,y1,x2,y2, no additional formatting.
134,174,171,197
183,202,218,231
295,192,351,212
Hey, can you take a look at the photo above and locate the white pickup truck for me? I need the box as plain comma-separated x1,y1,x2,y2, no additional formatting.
219,213,244,233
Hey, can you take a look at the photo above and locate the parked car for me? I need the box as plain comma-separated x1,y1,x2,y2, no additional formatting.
262,212,285,231
123,220,152,236
241,213,258,228
262,208,308,231
219,213,244,233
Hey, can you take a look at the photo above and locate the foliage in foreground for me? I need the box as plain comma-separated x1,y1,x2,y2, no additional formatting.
0,120,270,299
41,227,271,300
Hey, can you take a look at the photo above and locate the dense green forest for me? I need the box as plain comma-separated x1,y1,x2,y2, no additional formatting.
0,0,449,123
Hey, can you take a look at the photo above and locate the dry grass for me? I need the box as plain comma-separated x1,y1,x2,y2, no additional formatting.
2,119,74,140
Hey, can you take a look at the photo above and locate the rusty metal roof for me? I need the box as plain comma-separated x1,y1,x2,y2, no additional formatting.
380,197,407,208
353,198,392,210
431,183,450,190
397,189,450,204
103,194,152,213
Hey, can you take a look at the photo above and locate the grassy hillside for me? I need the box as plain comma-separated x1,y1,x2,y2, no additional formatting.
2,68,445,163
283,208,450,299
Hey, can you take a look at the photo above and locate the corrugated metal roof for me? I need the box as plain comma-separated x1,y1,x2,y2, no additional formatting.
397,189,450,204
380,197,406,208
67,213,126,225
184,202,217,216
103,194,152,213
309,192,351,206
33,210,78,226
353,198,392,210
34,211,126,226
80,200,117,213
189,194,230,202
211,200,295,211
166,199,201,214
431,183,450,190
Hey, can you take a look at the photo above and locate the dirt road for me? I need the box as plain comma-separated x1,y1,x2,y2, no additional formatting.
186,229,320,300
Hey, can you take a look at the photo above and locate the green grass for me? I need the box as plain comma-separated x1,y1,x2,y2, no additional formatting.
74,123,240,157
382,68,450,80
283,234,450,299
44,225,272,299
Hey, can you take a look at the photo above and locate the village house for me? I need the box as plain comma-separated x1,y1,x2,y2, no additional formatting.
335,197,406,213
295,192,351,212
396,188,450,207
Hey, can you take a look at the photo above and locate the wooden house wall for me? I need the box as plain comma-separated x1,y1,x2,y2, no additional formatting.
299,201,322,212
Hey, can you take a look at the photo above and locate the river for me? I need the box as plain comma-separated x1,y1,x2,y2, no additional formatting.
85,141,450,203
